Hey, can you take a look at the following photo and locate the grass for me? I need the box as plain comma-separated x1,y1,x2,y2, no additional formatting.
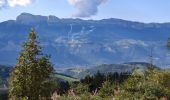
53,73,79,82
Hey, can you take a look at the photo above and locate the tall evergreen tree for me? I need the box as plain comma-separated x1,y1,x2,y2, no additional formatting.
9,29,54,100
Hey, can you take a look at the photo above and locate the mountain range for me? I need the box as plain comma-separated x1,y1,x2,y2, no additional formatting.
0,13,170,68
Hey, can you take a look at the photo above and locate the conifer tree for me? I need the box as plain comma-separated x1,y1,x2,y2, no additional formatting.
9,29,54,100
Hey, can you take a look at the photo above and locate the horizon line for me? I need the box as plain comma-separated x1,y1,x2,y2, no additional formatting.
1,12,170,24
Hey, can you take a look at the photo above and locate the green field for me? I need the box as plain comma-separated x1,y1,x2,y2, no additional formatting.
53,73,79,82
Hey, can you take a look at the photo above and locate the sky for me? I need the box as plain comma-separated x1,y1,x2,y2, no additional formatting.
0,0,170,23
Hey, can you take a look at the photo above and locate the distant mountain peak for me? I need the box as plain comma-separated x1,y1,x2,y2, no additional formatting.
47,15,60,22
18,12,34,16
16,13,36,21
16,12,60,24
14,13,158,26
16,13,46,24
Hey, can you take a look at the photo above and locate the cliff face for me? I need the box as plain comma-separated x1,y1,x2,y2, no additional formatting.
0,13,170,67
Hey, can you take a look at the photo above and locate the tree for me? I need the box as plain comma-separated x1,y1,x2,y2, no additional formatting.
71,83,89,95
91,71,105,91
117,74,145,100
99,80,115,98
55,80,70,95
9,29,54,100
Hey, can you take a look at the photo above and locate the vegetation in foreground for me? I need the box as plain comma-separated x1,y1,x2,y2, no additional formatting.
52,68,170,100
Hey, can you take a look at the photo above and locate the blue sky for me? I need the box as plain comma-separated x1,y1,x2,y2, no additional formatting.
0,0,170,23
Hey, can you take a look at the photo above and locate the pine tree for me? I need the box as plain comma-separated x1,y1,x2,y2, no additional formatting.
9,29,54,100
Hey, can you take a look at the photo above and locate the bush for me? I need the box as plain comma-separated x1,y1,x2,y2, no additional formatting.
72,83,89,95
116,69,170,100
99,80,115,98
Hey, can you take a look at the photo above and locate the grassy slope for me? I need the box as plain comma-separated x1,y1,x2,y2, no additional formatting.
53,73,79,82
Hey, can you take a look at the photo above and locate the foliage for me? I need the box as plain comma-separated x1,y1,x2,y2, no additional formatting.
57,94,106,100
98,80,115,98
142,82,167,100
52,69,170,100
55,80,70,95
81,71,130,93
116,69,170,100
59,72,130,99
71,83,89,95
9,29,54,100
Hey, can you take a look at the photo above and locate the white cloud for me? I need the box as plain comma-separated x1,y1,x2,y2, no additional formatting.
0,0,34,9
68,0,108,17
7,0,33,7
0,0,107,17
0,0,6,8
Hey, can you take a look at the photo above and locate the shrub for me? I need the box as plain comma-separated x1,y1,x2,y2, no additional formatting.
99,80,115,98
72,83,89,95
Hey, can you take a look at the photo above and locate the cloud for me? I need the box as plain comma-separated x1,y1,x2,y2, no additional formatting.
68,0,108,17
0,0,6,8
8,0,34,7
0,0,34,9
